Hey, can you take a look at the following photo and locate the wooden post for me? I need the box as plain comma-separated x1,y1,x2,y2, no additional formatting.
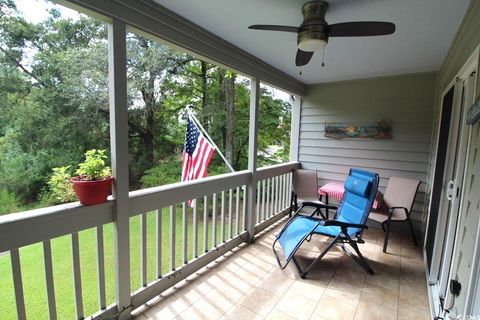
108,19,131,319
246,79,260,242
290,95,301,162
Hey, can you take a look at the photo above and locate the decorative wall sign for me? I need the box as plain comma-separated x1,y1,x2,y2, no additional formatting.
325,119,392,139
467,96,480,125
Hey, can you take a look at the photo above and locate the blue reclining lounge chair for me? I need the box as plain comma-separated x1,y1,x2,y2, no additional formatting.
272,168,379,278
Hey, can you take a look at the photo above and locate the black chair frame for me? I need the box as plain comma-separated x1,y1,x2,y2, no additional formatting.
273,202,374,279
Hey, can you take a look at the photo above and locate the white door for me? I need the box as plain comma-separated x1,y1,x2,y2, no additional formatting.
429,80,468,289
443,72,478,317
427,48,479,315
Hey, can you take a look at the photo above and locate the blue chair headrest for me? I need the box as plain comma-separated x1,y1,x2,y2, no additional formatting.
344,175,372,198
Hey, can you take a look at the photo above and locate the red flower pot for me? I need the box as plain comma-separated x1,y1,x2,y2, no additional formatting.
71,177,113,205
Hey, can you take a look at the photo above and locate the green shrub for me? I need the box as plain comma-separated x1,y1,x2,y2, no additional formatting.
48,166,76,203
141,159,231,189
141,159,182,188
0,189,19,215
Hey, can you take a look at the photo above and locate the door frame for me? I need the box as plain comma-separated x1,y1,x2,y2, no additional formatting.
425,46,479,316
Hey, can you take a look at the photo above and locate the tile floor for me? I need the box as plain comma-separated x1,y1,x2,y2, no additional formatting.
132,219,430,320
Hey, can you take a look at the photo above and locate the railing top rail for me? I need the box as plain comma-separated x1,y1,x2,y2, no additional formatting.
256,161,300,181
129,170,251,215
0,201,114,253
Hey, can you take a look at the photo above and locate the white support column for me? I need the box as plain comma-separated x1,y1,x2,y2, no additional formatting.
246,79,260,242
108,19,131,319
289,95,302,162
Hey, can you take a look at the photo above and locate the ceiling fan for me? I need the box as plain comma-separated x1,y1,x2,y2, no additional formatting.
248,0,395,67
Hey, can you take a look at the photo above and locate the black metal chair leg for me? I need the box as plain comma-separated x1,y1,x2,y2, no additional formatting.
407,218,418,246
383,221,391,253
292,236,339,279
381,221,386,232
343,241,374,275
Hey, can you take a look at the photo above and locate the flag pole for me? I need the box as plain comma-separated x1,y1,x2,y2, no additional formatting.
186,106,235,173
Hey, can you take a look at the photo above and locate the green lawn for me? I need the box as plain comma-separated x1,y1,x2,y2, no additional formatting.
0,204,242,319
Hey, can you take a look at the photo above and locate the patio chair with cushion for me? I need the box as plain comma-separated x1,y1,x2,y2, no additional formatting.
274,168,380,278
368,177,421,253
290,169,325,216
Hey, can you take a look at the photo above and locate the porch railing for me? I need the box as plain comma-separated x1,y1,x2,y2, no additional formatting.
0,161,298,320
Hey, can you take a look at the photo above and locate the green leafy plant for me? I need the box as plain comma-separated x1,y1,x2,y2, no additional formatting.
75,149,111,181
48,166,76,203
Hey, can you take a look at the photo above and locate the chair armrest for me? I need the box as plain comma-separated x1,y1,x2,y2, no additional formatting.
322,220,368,230
301,201,337,211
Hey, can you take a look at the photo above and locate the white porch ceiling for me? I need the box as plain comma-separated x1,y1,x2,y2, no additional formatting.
152,0,470,85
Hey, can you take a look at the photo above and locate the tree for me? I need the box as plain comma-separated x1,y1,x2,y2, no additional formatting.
0,8,110,203
0,4,292,211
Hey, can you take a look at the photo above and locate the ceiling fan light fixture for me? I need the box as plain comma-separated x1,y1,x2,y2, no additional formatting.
249,0,395,67
298,38,327,52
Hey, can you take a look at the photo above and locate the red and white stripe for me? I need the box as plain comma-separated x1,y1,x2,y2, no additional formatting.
181,137,214,182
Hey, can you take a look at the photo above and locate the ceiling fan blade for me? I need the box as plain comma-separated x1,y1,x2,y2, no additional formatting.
248,25,299,33
295,49,314,66
329,22,395,37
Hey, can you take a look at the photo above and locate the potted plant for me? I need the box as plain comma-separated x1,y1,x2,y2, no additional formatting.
70,149,113,205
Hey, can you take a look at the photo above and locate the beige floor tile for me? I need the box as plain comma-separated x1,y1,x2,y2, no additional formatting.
354,299,397,320
203,285,246,312
338,256,372,274
213,266,255,291
265,308,297,320
287,278,326,301
361,283,399,307
323,286,362,307
221,304,264,320
256,271,295,295
401,245,423,260
233,266,264,287
173,280,214,305
364,272,400,290
397,306,430,320
399,285,429,311
270,262,304,280
242,255,275,277
275,290,318,319
327,272,366,295
332,266,367,287
304,259,338,284
176,298,224,320
136,228,429,320
239,287,282,317
373,252,401,270
312,294,357,320
143,294,190,320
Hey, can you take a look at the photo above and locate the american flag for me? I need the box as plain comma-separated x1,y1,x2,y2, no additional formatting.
181,115,215,186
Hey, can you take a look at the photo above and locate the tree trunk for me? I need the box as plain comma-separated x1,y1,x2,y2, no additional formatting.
225,74,235,169
141,82,155,166
139,38,155,167
201,61,209,130
217,69,226,158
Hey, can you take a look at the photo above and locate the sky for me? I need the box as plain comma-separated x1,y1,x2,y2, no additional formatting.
15,0,80,22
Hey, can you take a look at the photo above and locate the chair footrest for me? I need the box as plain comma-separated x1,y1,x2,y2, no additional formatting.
277,217,320,262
